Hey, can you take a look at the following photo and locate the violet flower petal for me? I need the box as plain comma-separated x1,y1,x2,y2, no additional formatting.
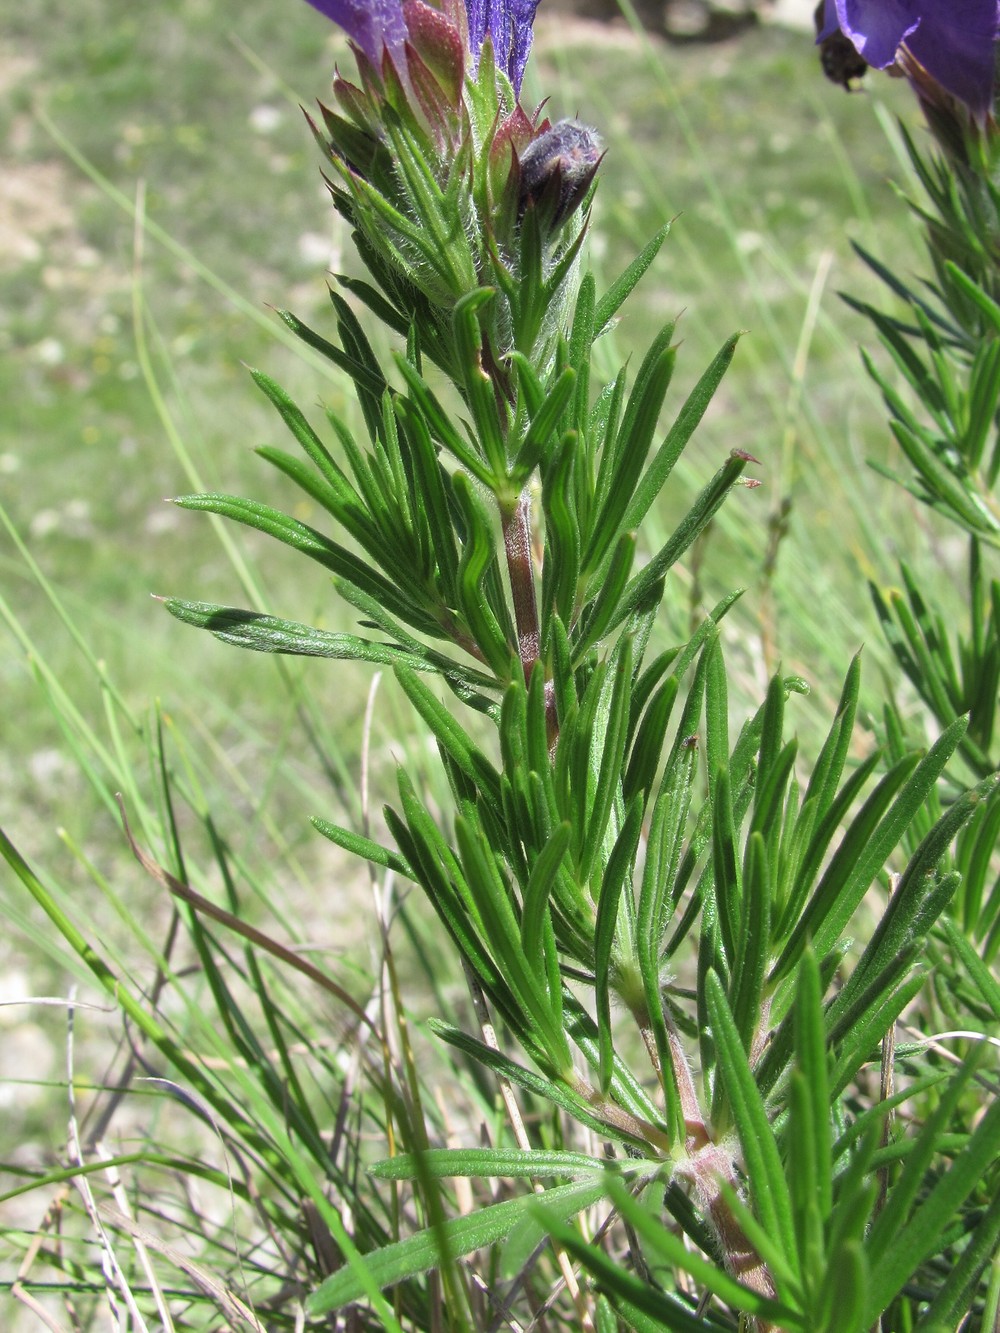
904,0,1000,119
306,0,542,95
831,0,920,68
508,0,541,92
816,0,839,40
304,0,410,70
465,0,540,91
827,0,999,119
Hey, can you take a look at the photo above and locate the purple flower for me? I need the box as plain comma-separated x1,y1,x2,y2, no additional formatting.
306,0,411,74
818,0,1000,120
305,0,540,93
465,0,540,93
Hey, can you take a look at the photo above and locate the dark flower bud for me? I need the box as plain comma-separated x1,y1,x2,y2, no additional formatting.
518,119,602,228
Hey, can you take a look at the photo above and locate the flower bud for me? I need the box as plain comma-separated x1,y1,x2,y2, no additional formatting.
305,0,602,369
518,119,602,228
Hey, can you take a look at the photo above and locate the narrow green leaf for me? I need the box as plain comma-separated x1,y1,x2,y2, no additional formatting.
828,1123,880,1265
570,270,596,372
521,822,572,965
601,1177,803,1326
428,1020,650,1147
162,600,432,669
331,577,501,706
865,1055,979,1270
334,272,413,341
891,418,1000,536
457,812,571,1069
249,367,353,492
395,667,501,805
705,971,797,1263
511,366,577,482
639,743,698,956
828,970,926,1098
710,766,741,968
830,1073,948,1164
729,832,771,1055
369,1147,609,1179
395,397,461,604
393,354,496,484
942,259,1000,334
859,322,946,427
585,331,676,573
628,646,681,738
774,749,905,958
848,239,956,337
787,1071,825,1298
593,224,671,336
574,532,637,663
390,782,493,970
963,338,1000,471
704,632,729,801
611,452,750,632
815,1238,868,1333
938,914,1000,1020
623,333,742,533
585,370,626,511
623,673,680,803
637,747,697,1140
329,288,394,418
754,671,787,807
311,817,413,878
172,492,433,632
540,433,583,628
776,714,969,977
792,948,831,1217
578,638,634,884
594,795,644,1092
273,307,386,399
829,779,996,1026
802,650,862,820
535,1206,727,1333
451,289,506,476
751,740,797,852
307,1178,608,1314
255,443,376,548
864,1069,1000,1325
451,475,515,677
914,1188,1000,1331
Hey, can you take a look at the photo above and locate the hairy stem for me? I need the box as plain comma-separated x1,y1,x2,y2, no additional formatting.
635,995,776,1319
687,1143,778,1330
